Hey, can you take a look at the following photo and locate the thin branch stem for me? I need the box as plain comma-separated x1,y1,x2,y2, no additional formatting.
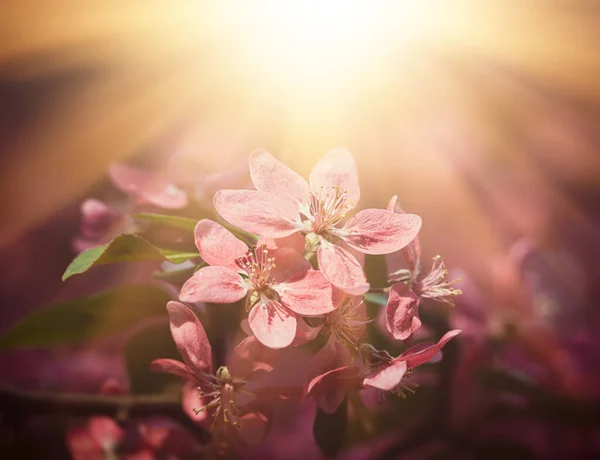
0,386,211,444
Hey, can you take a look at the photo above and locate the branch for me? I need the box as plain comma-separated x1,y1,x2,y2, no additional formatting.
0,386,211,444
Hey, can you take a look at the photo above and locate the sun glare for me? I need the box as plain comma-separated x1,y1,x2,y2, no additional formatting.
203,1,431,113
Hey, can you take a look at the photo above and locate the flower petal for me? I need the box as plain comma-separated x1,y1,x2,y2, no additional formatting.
269,248,311,284
88,417,125,450
385,282,421,340
306,337,352,385
276,269,335,316
165,301,213,374
228,335,279,380
387,195,421,273
194,219,248,269
317,242,370,295
400,329,462,368
250,149,310,204
291,318,323,347
363,360,408,391
237,412,269,445
248,302,297,349
258,232,306,253
194,162,252,207
179,266,247,303
342,208,422,255
149,358,198,382
309,147,360,207
181,381,209,422
310,366,360,414
109,163,187,209
215,190,302,238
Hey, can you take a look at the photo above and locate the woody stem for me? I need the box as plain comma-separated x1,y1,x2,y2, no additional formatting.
0,386,211,444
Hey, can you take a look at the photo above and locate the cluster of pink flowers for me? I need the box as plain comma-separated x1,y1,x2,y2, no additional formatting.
151,148,462,452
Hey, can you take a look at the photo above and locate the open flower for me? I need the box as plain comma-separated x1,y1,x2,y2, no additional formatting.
214,149,422,295
179,219,335,349
384,196,461,340
306,330,461,413
151,302,278,447
362,329,462,392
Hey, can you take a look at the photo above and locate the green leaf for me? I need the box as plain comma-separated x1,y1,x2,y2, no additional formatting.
62,234,198,281
153,264,200,284
313,398,348,458
132,213,198,232
125,322,181,394
0,285,172,350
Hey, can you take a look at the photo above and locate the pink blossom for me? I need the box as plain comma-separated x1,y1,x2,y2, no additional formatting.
108,163,188,209
179,219,335,349
214,149,422,294
151,301,278,446
384,196,461,340
307,330,461,412
362,330,462,392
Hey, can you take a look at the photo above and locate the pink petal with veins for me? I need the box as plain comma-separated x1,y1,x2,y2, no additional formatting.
214,190,302,238
385,282,421,340
250,149,310,204
400,329,462,368
194,219,248,269
276,269,335,316
258,232,306,253
165,301,213,374
318,242,369,295
363,360,408,391
387,195,421,272
269,248,311,284
179,266,247,303
343,208,422,255
309,147,360,207
149,358,198,382
248,302,298,349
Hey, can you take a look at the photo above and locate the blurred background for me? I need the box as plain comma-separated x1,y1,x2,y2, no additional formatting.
1,1,600,458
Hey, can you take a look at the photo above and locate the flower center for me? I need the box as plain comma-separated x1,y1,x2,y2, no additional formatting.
308,185,353,234
235,245,276,292
326,298,369,347
415,256,462,306
193,367,245,431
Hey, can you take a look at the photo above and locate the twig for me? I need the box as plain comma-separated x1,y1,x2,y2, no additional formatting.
0,386,211,444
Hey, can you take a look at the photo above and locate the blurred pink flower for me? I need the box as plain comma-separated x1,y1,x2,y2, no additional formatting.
72,198,124,253
214,149,422,295
179,219,335,349
108,163,188,210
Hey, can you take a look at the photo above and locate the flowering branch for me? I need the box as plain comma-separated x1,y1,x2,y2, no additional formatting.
0,386,211,444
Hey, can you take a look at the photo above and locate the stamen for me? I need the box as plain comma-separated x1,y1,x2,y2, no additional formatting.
235,245,276,291
309,185,353,234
